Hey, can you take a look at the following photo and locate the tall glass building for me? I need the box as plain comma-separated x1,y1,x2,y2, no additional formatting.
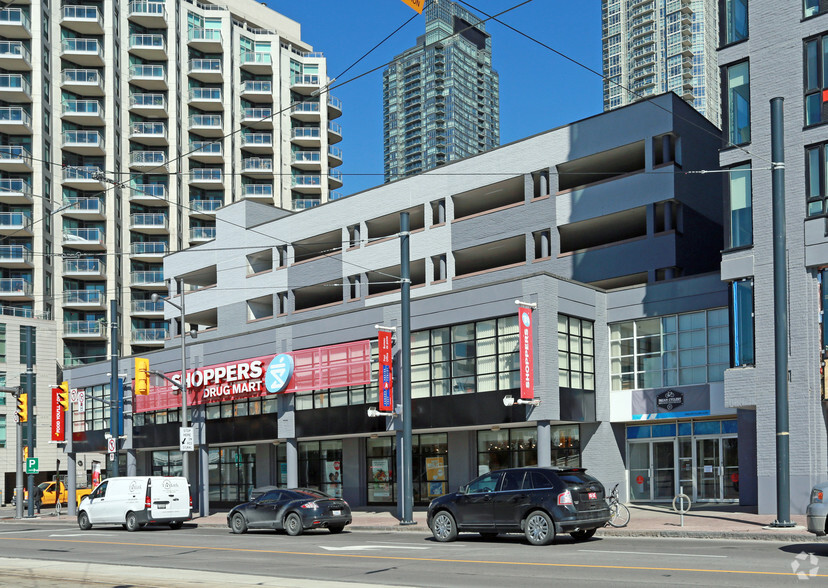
383,1,499,183
602,0,720,127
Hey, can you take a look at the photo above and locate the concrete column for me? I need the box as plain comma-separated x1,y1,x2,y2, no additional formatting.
540,231,550,259
126,450,137,476
537,421,551,467
539,171,549,196
664,201,673,232
286,438,298,488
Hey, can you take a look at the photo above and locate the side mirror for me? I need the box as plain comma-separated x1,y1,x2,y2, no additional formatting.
459,485,467,494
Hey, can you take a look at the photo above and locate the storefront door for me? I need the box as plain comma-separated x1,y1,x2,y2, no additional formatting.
629,440,676,501
695,436,738,502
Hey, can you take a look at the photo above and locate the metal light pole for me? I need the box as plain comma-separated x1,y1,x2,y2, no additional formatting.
25,325,33,517
109,300,120,478
399,212,414,525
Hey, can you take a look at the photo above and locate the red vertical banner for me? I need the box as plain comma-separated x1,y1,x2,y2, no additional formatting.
519,308,534,400
51,387,65,442
378,331,394,412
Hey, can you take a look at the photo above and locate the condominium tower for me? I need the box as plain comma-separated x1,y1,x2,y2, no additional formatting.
382,0,499,183
0,0,343,366
602,0,720,126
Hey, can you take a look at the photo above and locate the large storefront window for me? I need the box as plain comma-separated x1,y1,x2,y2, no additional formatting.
558,315,594,390
727,163,752,248
298,440,343,497
367,436,396,504
208,445,256,504
730,280,754,366
366,433,448,505
477,425,580,474
610,308,729,391
151,450,183,477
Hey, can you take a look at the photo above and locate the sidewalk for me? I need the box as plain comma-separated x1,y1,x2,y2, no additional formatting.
1,503,818,542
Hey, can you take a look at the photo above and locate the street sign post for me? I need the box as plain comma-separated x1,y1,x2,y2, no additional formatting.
180,427,194,452
25,458,38,475
107,437,116,454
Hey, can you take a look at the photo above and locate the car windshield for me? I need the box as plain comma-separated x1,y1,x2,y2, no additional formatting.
37,482,50,490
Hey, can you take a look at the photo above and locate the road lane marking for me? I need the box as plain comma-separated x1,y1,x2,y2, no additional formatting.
0,537,821,578
580,549,727,559
321,545,429,551
0,529,57,535
49,533,115,537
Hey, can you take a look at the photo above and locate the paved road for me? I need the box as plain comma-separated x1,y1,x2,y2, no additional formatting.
0,521,826,587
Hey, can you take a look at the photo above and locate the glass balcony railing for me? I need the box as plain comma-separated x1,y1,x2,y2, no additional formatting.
243,184,272,198
64,289,104,305
63,130,103,148
130,93,166,109
132,328,167,343
190,199,222,213
63,5,102,22
190,114,222,127
242,108,272,121
0,211,31,229
328,121,342,136
0,8,30,29
62,38,102,55
62,99,102,116
291,102,320,116
64,165,104,182
64,320,104,336
242,80,272,93
327,95,343,111
0,107,30,126
292,151,321,165
189,28,222,43
242,157,273,172
0,244,32,263
328,146,343,160
130,151,166,166
0,145,30,163
292,198,321,210
0,178,31,197
129,64,166,80
190,168,221,182
189,59,221,74
62,69,102,87
130,34,165,51
132,270,164,285
131,212,168,228
0,74,30,93
191,141,222,156
292,175,322,188
291,74,320,86
131,241,167,256
131,183,167,200
64,196,104,214
189,87,221,102
129,0,166,17
0,41,30,62
291,127,320,140
190,226,216,240
63,258,104,274
328,169,343,182
131,299,165,313
0,278,32,295
131,121,167,137
64,227,103,243
241,132,272,147
240,52,272,66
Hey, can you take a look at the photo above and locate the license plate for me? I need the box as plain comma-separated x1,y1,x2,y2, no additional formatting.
156,504,166,509
332,510,341,516
588,492,597,500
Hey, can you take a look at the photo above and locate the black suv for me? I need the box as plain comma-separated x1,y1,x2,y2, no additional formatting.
427,467,610,545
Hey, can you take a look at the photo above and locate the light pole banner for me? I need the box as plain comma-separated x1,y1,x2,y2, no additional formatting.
519,308,534,400
51,387,65,442
378,331,394,412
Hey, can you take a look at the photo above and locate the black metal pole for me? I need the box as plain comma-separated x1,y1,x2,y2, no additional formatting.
110,299,120,478
400,212,414,525
769,97,793,527
25,326,33,517
67,390,76,517
15,388,22,519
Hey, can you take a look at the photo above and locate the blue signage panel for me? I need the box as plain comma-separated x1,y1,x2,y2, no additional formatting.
265,354,295,393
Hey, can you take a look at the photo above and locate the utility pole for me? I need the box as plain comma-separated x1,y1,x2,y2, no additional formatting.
25,325,33,517
66,388,76,517
1,385,24,519
399,212,414,525
110,299,120,478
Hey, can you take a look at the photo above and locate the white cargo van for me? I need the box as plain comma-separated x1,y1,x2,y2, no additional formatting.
77,476,191,531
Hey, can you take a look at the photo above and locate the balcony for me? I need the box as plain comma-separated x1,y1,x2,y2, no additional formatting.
290,101,321,121
131,270,165,288
63,165,106,189
0,73,31,102
0,278,32,299
131,328,167,345
129,92,167,117
240,51,272,74
0,244,32,267
0,107,30,133
241,108,272,129
190,140,223,163
328,145,343,167
291,174,322,193
328,168,343,189
61,5,104,35
240,80,272,103
290,126,321,147
62,130,104,155
0,8,31,39
327,121,342,144
241,184,273,202
0,146,31,173
188,59,222,83
130,240,167,261
0,212,31,235
327,95,342,119
61,99,104,125
291,150,321,170
130,150,167,171
292,198,321,211
63,258,106,279
62,197,105,220
61,38,104,67
240,132,273,153
189,114,223,137
64,320,105,339
63,227,105,250
129,33,166,60
190,198,222,218
128,1,167,27
0,41,31,70
129,64,167,90
63,289,106,310
189,168,222,187
131,299,165,316
291,73,320,95
130,121,168,145
189,226,216,243
61,69,104,96
188,87,222,111
130,183,167,205
188,27,222,52
130,212,169,234
241,157,273,177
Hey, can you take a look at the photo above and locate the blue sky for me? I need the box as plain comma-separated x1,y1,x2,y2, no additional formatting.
268,1,603,196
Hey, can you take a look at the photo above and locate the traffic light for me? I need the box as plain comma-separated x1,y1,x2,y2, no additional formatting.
57,381,69,410
16,393,27,422
135,357,150,395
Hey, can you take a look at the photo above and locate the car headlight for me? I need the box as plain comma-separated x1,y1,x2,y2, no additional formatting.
812,488,824,504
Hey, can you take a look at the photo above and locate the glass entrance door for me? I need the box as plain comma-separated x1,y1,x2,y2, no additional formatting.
652,441,676,500
629,440,676,501
695,437,739,501
628,442,651,501
722,437,739,500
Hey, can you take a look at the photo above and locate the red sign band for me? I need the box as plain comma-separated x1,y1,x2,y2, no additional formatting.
51,387,65,442
519,308,534,400
378,331,394,412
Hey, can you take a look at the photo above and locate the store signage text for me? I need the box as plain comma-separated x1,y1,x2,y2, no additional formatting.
51,387,65,442
519,308,534,400
378,331,393,412
170,359,266,399
656,389,684,411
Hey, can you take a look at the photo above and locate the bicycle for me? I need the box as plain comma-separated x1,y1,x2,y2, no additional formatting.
605,483,630,528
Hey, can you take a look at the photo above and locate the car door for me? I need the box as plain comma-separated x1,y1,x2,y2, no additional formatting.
248,491,283,529
454,471,501,530
85,481,111,523
493,470,531,531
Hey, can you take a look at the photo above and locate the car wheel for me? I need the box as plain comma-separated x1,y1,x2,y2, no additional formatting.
570,528,596,541
479,532,498,540
524,510,555,546
125,512,141,532
328,525,345,534
231,513,248,535
284,512,303,536
169,521,184,530
77,511,92,531
431,511,458,542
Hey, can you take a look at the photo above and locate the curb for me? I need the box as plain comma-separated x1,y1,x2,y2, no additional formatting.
595,528,816,542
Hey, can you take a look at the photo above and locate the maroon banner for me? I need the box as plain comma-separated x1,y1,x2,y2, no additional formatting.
51,387,65,442
519,308,534,400
378,331,393,412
